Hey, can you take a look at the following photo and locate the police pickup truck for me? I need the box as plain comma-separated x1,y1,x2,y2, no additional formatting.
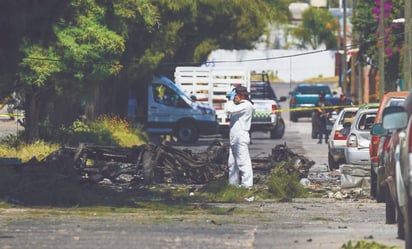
249,72,287,139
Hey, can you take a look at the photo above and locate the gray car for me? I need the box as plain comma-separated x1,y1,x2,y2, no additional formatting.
341,108,378,166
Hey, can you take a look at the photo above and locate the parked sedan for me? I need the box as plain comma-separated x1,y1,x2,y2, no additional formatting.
327,107,359,170
341,108,378,166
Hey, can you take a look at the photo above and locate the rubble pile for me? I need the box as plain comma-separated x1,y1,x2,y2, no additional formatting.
3,141,315,189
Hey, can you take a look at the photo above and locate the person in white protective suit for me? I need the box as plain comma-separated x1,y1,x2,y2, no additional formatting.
226,86,255,188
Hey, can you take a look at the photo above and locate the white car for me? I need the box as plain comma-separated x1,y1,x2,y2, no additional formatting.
341,108,378,165
327,107,359,170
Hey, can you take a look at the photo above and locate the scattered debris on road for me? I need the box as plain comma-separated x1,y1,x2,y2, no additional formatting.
0,140,371,204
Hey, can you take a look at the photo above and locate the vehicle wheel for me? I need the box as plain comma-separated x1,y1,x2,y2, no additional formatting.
376,171,385,203
398,203,405,240
175,122,199,143
270,119,285,139
290,112,298,122
385,186,396,224
405,196,412,248
219,126,229,139
370,167,377,199
328,152,339,171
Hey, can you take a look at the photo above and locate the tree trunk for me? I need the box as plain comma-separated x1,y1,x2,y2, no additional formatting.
26,91,40,142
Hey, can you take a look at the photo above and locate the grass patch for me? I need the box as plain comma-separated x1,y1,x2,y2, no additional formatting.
0,139,60,163
59,114,149,147
341,240,400,249
310,217,333,222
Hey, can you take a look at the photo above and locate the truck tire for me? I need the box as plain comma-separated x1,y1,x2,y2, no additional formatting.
270,119,285,139
175,122,199,143
290,112,298,122
405,195,412,248
385,186,396,224
371,168,386,202
397,204,405,240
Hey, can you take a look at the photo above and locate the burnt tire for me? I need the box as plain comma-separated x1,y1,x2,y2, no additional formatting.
270,119,285,139
385,186,396,224
175,122,199,143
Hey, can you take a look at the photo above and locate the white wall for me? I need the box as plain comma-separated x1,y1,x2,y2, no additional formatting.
204,49,337,82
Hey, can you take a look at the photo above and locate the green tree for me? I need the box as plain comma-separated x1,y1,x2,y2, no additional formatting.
17,0,132,141
351,0,404,91
2,0,286,142
114,0,282,120
290,7,339,49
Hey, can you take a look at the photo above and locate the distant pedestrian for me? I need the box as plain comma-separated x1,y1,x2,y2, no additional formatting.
226,86,255,188
314,91,332,144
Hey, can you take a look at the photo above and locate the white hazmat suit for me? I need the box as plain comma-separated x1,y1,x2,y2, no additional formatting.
226,91,255,188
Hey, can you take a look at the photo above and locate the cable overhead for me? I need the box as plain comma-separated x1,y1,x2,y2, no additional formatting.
22,31,404,66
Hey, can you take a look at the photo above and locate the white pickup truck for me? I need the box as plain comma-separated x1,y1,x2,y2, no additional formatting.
249,72,287,138
174,67,286,138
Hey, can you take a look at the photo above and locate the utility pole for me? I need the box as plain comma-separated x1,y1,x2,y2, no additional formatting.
343,0,348,96
405,0,412,89
378,0,385,98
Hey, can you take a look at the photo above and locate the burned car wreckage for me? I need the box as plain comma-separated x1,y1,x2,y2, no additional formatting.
5,141,315,190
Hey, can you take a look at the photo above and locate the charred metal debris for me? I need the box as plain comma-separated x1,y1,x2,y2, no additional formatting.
5,141,315,188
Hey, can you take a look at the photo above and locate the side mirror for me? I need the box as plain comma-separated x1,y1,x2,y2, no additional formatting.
190,95,197,101
371,123,387,136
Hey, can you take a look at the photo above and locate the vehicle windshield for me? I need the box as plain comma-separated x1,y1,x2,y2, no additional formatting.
160,76,193,104
295,85,331,95
339,110,358,125
386,98,405,107
250,83,277,100
357,113,376,130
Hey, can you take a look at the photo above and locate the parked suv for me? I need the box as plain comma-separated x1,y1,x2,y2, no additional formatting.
341,108,378,166
369,91,408,202
288,83,336,123
327,107,359,170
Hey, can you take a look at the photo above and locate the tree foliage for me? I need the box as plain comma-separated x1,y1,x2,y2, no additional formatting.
0,0,286,142
351,0,404,89
290,7,339,50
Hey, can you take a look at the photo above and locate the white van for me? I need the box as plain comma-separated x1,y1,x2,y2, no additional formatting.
146,75,218,143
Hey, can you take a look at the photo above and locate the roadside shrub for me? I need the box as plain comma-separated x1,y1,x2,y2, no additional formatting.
267,162,308,199
60,115,149,147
